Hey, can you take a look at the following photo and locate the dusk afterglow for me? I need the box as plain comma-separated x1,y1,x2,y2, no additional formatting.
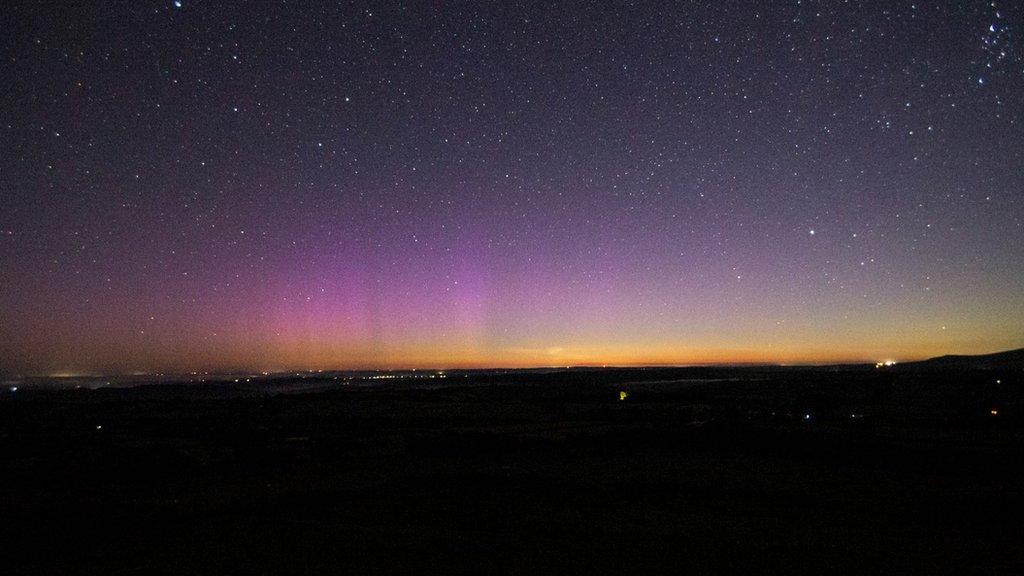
2,1,1022,373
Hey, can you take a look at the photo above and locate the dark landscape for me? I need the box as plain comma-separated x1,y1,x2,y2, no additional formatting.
4,1,1024,574
3,353,1022,575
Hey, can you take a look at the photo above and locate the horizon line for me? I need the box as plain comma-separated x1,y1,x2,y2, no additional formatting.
5,345,1021,379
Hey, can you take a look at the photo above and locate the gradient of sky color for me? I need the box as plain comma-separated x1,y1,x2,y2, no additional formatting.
1,1,1022,374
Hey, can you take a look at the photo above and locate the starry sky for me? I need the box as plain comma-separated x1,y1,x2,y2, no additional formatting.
2,1,1023,374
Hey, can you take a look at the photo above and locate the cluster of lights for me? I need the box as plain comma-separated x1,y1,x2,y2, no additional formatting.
364,372,447,381
875,360,897,368
180,370,456,383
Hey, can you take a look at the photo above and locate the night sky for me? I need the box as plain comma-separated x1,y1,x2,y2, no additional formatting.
2,1,1022,374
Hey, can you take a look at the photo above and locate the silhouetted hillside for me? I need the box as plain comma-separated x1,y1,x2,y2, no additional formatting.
900,348,1024,370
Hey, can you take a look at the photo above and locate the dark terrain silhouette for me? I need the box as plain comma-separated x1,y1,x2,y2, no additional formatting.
897,347,1024,370
2,356,1022,575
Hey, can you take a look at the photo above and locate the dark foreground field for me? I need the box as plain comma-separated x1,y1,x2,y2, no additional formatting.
2,367,1022,575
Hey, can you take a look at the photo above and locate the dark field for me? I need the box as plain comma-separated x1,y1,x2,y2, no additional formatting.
2,367,1022,575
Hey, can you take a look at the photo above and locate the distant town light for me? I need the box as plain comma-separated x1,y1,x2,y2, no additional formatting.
990,409,999,416
619,390,629,401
